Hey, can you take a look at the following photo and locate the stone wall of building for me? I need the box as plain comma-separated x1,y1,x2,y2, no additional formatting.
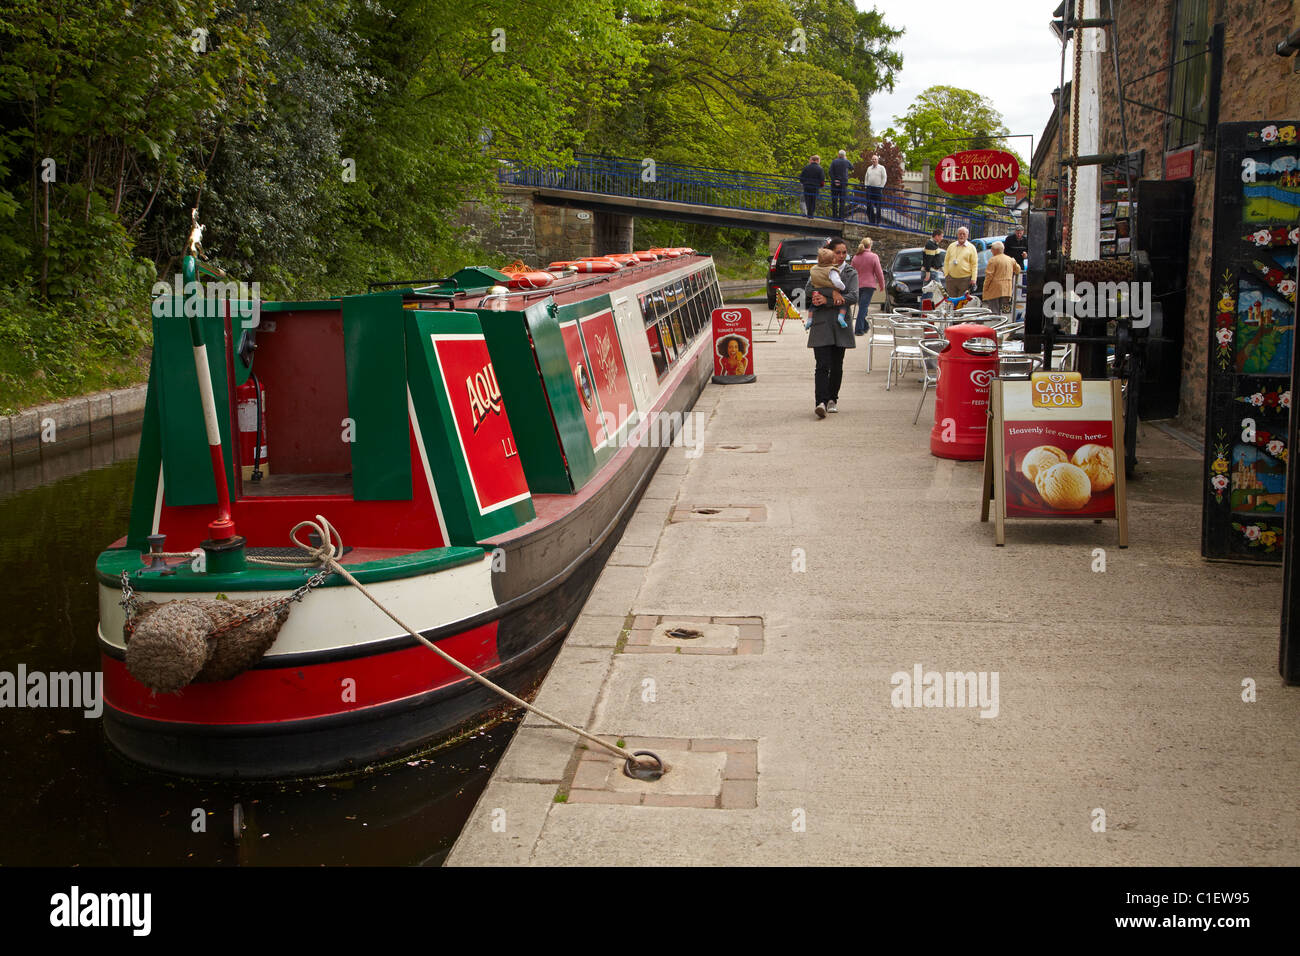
1092,0,1300,437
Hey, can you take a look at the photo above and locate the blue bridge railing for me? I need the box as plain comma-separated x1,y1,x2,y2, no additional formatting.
499,154,1019,238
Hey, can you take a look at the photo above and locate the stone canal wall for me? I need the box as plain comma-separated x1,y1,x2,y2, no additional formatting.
0,385,146,495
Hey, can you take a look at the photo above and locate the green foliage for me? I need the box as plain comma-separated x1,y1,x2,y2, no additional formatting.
0,0,902,408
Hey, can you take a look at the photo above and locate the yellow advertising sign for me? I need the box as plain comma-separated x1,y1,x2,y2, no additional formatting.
1030,371,1083,408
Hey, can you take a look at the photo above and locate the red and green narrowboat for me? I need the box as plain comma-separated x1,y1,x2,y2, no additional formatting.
95,250,721,778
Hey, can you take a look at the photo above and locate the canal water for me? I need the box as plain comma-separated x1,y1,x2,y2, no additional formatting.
0,444,519,866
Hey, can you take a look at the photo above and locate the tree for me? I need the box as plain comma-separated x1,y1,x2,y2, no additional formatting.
891,86,1011,169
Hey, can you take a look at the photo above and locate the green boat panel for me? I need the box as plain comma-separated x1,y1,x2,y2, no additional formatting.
342,293,412,501
152,302,235,506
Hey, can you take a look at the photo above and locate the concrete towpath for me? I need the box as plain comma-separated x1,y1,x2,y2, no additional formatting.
447,304,1300,866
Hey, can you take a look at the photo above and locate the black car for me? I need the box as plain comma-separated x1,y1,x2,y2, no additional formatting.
766,235,831,309
884,247,944,310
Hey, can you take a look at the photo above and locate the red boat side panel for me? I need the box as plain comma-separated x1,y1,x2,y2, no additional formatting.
103,622,499,725
157,424,445,550
429,335,531,515
578,309,637,439
559,321,605,449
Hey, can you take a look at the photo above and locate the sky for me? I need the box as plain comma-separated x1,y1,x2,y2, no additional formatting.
866,0,1069,165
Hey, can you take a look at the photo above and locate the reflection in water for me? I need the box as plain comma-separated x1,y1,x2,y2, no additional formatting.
0,450,524,866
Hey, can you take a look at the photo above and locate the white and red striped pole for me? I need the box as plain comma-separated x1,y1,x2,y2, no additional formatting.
182,255,243,566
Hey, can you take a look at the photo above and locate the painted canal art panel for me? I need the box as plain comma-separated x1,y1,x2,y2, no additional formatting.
1204,121,1300,562
1235,285,1294,374
430,334,531,515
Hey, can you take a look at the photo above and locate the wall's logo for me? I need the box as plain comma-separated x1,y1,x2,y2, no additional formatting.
718,310,743,325
969,369,995,389
466,363,504,432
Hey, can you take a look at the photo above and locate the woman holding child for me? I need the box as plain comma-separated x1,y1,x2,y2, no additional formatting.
804,238,858,419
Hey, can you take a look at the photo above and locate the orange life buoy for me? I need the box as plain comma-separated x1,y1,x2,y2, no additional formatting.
574,258,622,273
506,271,555,289
547,261,580,270
632,251,659,261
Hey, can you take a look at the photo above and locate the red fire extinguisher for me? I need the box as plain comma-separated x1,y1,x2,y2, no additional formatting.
236,373,268,481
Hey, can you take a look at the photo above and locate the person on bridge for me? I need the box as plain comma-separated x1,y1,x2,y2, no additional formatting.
805,238,859,418
863,154,887,225
829,150,853,219
799,155,825,217
944,227,979,299
850,237,885,336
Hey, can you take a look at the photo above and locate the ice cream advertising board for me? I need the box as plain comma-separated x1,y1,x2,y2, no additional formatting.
980,374,1129,546
711,307,756,384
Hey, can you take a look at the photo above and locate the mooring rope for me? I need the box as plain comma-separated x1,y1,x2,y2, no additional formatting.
266,516,659,775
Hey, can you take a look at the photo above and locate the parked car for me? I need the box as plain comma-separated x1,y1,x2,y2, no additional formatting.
766,235,831,309
884,246,944,310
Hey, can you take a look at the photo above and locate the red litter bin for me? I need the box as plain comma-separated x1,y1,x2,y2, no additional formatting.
930,323,998,460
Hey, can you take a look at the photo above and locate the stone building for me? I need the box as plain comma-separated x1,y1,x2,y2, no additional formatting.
1031,0,1300,435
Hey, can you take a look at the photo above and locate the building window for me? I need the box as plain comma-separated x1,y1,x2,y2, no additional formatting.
1167,0,1211,150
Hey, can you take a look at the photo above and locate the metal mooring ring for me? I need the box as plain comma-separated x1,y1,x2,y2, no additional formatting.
623,750,666,781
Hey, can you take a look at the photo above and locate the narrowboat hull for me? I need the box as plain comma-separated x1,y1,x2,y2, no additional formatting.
95,255,718,777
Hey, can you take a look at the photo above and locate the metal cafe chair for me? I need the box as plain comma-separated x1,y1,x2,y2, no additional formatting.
886,321,937,390
914,338,947,425
865,314,895,373
998,353,1042,380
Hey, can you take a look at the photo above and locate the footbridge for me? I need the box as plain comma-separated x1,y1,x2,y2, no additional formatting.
499,153,1019,239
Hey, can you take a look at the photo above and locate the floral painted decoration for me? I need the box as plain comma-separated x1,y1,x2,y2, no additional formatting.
1235,388,1292,410
1243,225,1300,247
1231,520,1283,553
1215,271,1235,371
1210,429,1230,504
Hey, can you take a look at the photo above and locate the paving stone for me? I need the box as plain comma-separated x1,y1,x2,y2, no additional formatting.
566,789,641,805
723,751,759,780
565,615,627,648
720,779,758,809
642,793,719,809
649,621,737,649
606,749,724,796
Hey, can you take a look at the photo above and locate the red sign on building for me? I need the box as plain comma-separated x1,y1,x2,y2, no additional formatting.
711,307,755,383
1164,147,1196,180
935,149,1021,196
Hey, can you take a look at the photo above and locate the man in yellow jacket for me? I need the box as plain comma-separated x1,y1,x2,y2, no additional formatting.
982,240,1022,315
944,227,979,299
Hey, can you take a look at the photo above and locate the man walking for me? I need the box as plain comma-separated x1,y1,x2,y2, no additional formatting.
805,238,859,418
829,149,853,219
799,155,825,218
1003,224,1029,268
944,226,979,300
863,154,887,225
